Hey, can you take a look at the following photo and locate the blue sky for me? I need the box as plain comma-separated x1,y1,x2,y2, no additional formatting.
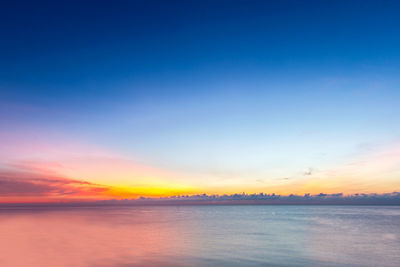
1,0,400,200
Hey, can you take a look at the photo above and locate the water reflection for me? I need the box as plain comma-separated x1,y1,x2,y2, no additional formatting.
0,206,399,266
0,207,189,266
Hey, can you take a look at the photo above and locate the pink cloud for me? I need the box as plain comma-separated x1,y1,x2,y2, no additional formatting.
0,162,110,202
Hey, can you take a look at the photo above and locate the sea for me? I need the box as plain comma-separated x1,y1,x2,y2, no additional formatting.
0,205,399,266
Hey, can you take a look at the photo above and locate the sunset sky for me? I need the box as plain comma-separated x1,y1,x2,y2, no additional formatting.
1,0,400,202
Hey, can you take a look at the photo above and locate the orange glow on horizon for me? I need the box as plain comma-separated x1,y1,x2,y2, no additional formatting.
1,137,399,203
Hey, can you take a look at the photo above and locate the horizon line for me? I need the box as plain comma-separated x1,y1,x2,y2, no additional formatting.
2,191,400,206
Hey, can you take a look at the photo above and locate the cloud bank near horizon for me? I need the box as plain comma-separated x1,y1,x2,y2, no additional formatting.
94,192,400,205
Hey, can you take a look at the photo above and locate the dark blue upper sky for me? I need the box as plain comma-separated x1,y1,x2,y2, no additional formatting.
2,0,399,100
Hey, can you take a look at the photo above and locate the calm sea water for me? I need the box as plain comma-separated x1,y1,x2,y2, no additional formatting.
0,205,399,266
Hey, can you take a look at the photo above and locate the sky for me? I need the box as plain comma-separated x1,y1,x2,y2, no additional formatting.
1,0,400,202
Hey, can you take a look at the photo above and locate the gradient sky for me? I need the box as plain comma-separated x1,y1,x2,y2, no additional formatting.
1,0,400,202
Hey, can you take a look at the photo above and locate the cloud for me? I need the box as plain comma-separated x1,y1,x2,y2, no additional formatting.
123,191,400,205
303,168,313,176
0,162,109,199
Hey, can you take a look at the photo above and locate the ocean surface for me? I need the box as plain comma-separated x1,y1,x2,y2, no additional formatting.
0,205,399,267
